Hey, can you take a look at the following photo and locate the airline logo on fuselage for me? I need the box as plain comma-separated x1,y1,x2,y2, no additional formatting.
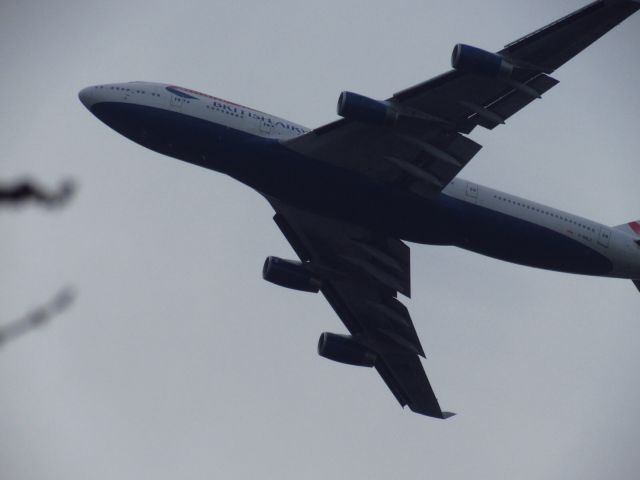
165,85,308,135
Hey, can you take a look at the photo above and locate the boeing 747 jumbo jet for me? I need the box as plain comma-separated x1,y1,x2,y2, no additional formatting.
80,1,640,419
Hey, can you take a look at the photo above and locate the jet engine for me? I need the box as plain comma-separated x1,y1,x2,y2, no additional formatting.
262,256,321,293
318,332,377,367
451,44,514,77
337,91,398,125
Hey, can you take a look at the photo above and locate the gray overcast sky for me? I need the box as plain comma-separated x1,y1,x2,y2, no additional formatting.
2,1,640,478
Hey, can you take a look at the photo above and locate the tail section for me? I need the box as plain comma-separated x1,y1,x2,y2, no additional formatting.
614,220,640,238
614,221,640,291
617,222,640,291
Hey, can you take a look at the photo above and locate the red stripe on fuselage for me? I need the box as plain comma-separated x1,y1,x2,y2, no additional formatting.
168,85,277,118
169,86,247,108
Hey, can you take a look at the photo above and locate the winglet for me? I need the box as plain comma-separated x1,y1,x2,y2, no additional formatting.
408,403,456,419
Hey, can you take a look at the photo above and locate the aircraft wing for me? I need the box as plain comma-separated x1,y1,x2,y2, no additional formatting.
283,0,639,198
269,199,452,418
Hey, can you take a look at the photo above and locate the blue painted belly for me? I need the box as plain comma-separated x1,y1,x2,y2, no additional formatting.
88,102,613,277
437,194,613,276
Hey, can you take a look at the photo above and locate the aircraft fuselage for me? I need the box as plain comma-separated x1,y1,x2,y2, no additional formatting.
79,82,640,280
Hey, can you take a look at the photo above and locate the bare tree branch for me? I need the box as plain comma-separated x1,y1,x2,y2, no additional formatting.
0,288,76,348
0,179,75,208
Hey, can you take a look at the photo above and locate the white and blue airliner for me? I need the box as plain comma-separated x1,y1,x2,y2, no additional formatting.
80,0,640,419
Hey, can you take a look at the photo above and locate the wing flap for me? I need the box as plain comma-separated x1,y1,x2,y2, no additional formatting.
361,297,426,357
470,74,560,130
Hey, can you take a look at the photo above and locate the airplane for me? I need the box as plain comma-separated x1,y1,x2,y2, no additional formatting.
79,0,640,419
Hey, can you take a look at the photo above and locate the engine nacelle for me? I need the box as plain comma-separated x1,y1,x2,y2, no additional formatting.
337,91,398,125
318,332,377,367
262,256,321,293
451,44,513,77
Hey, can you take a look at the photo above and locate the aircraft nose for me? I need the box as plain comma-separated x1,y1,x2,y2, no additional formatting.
78,86,96,109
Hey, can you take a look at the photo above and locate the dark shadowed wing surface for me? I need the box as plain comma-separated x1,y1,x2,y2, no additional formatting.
269,200,451,418
270,1,639,418
283,0,640,199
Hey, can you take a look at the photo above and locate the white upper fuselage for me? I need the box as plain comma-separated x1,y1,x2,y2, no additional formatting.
79,82,640,280
79,82,309,140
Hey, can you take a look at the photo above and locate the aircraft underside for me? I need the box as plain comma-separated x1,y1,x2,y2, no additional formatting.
91,101,614,277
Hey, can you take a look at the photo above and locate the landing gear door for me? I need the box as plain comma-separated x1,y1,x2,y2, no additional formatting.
598,227,611,248
465,182,479,204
